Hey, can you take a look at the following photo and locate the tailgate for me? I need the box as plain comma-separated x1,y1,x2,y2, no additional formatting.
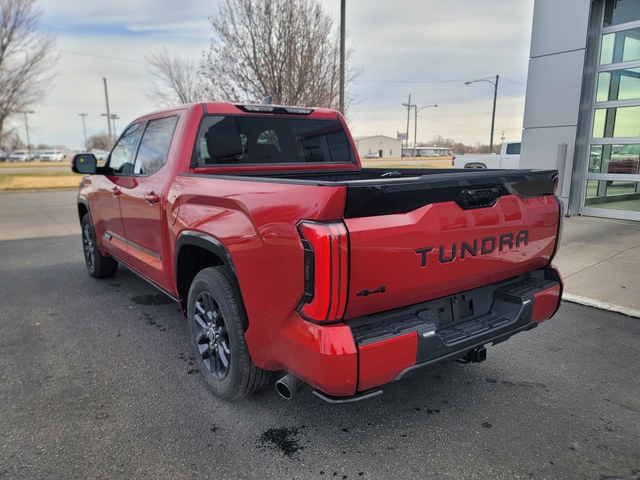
343,171,561,319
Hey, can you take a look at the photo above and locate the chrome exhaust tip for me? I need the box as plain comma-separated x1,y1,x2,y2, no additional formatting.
275,374,307,400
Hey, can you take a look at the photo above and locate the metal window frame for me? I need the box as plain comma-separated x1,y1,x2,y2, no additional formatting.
577,4,640,220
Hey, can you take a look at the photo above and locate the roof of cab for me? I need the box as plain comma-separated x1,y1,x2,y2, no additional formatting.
131,102,341,124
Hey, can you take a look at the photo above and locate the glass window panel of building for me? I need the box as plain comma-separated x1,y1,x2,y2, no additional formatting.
593,106,640,138
589,144,640,174
586,180,640,212
600,28,640,65
596,68,640,101
604,0,640,28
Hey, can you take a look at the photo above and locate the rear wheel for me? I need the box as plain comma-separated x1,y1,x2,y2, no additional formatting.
81,213,118,278
187,267,270,401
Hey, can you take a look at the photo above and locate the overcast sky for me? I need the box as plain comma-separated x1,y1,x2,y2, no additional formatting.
27,0,535,150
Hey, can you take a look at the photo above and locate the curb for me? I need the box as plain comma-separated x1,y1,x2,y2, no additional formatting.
562,293,640,319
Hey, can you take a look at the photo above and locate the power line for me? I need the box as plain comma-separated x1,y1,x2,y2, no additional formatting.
63,50,145,65
358,78,473,84
502,77,527,87
351,90,526,114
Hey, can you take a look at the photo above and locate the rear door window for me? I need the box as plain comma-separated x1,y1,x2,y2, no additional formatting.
193,115,354,166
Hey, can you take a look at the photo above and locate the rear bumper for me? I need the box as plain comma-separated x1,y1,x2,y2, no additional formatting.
246,266,562,399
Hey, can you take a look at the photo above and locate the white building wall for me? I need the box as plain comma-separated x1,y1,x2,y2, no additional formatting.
354,137,402,159
521,0,593,207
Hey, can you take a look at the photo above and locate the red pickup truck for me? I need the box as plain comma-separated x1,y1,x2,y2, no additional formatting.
72,102,563,403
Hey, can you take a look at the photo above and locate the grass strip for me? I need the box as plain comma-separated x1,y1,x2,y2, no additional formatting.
0,172,80,190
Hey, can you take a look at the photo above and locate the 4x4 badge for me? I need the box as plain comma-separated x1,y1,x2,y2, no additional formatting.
357,286,386,297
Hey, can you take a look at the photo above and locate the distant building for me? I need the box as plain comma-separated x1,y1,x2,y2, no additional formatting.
401,146,453,157
353,135,402,159
522,0,640,221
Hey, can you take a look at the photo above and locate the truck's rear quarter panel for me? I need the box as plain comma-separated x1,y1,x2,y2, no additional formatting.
169,175,346,318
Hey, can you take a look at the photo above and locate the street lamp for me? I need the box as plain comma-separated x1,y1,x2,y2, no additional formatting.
413,104,438,157
465,75,499,153
78,113,88,151
19,111,35,158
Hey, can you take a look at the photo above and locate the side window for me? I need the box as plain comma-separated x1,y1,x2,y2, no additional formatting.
134,116,179,176
109,124,142,174
506,143,521,155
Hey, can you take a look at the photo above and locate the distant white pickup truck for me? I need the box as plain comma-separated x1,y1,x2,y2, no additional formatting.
452,142,521,169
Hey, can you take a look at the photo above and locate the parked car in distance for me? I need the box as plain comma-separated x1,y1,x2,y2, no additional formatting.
9,150,35,162
452,142,521,169
40,150,66,162
364,152,380,159
91,150,109,161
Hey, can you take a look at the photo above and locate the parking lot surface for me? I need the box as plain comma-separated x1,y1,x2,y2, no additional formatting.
0,233,639,480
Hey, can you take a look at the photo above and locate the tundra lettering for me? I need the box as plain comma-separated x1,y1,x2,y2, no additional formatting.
415,230,530,267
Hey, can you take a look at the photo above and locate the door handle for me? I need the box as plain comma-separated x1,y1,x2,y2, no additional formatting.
111,187,121,197
144,192,159,204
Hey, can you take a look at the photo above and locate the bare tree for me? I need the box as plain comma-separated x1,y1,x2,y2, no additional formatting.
0,0,57,139
0,129,22,151
201,0,360,113
87,132,111,151
146,49,207,107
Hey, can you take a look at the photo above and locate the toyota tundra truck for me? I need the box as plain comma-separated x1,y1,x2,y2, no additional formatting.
71,102,563,403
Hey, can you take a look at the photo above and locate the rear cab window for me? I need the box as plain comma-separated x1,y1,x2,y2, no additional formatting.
506,143,521,155
192,115,354,166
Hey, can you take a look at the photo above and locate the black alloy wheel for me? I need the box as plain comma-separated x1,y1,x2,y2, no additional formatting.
83,221,95,271
194,291,231,380
80,213,118,278
187,267,271,401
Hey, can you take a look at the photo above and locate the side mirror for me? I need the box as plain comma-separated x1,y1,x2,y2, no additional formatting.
72,153,97,174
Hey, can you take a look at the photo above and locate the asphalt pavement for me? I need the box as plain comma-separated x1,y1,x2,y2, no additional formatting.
0,194,639,479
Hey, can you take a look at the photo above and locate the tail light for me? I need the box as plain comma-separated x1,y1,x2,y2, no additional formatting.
297,221,349,323
452,156,456,167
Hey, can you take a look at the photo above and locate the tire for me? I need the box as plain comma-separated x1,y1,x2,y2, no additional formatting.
187,267,271,401
81,213,118,279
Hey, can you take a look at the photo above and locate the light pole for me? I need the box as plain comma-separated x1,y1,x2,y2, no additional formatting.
20,111,35,158
111,115,120,138
339,0,346,114
402,95,413,157
101,113,119,139
103,77,113,148
79,113,88,150
465,75,499,153
413,104,438,157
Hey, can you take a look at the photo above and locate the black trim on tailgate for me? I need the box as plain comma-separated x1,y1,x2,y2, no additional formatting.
179,168,558,219
344,169,558,218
